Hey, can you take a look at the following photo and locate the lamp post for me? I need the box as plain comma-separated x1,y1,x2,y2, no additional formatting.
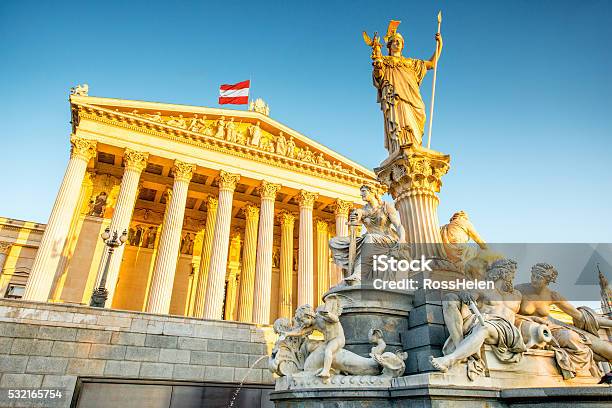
90,227,127,308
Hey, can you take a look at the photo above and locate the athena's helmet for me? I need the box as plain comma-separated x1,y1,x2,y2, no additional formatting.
384,20,404,52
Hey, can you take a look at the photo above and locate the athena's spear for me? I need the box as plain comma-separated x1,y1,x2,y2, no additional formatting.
426,11,442,149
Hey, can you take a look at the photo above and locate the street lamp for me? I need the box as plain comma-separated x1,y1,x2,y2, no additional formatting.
90,227,127,308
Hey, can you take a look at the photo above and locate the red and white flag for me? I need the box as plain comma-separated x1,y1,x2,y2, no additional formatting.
218,80,250,105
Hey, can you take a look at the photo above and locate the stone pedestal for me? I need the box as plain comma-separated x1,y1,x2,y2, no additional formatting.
326,285,412,357
375,144,450,258
401,267,458,375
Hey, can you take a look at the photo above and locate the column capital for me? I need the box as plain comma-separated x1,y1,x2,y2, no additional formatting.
0,241,12,255
297,190,318,209
206,196,219,212
278,210,296,227
123,149,149,173
242,202,260,220
70,135,97,162
334,199,353,218
375,145,450,199
258,180,282,201
217,171,241,192
173,160,196,183
315,218,329,232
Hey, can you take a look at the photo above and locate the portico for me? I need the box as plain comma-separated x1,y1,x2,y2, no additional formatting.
21,93,375,324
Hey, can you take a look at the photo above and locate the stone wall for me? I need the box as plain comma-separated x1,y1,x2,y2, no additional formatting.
0,299,275,407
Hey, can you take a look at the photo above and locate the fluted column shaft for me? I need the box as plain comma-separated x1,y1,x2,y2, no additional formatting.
315,219,329,306
332,199,352,285
252,181,282,324
0,242,12,295
146,160,195,314
376,146,450,259
278,211,295,319
94,149,148,306
297,190,318,306
395,191,444,257
203,171,240,320
193,197,218,317
0,242,11,275
224,231,242,320
24,136,97,301
237,203,259,322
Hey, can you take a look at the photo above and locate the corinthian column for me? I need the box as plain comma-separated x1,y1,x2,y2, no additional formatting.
252,180,282,324
94,149,148,306
297,190,318,306
277,211,296,319
224,230,242,320
146,160,195,314
23,136,97,301
331,199,352,285
315,218,329,306
193,197,218,317
375,146,450,258
203,171,240,320
237,203,259,322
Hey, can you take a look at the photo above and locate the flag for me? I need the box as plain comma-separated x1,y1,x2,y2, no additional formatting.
218,80,250,105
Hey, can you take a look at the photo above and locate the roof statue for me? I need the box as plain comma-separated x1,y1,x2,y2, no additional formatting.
70,84,89,96
248,98,270,116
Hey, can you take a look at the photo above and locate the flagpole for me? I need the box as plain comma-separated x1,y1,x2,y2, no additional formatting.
426,11,442,150
248,74,253,109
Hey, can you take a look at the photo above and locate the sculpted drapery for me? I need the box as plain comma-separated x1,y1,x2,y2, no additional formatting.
373,56,428,152
365,20,442,156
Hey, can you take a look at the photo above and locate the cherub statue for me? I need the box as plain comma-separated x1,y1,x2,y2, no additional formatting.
271,296,409,381
270,305,319,376
281,295,344,379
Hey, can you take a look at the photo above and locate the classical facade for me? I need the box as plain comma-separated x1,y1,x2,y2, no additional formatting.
5,92,375,324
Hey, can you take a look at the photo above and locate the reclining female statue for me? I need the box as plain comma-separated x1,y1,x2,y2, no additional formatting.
515,263,612,378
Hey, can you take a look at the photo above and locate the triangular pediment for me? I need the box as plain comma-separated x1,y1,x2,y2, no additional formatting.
70,95,376,184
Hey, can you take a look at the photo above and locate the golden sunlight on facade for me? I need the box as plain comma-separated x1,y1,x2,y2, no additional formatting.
1,92,377,324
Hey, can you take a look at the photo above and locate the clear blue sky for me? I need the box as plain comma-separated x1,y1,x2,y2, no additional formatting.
1,0,611,243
